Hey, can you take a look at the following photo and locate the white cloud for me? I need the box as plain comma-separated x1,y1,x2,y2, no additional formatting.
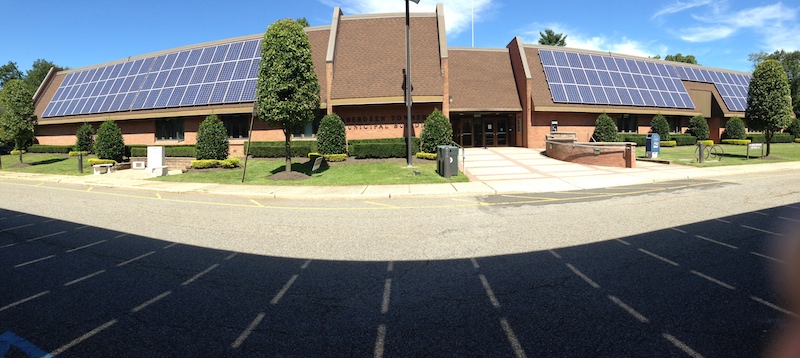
520,23,668,58
679,25,735,42
319,0,493,36
652,0,714,19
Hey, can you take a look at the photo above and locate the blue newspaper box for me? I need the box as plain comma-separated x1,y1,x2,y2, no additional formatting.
646,133,660,158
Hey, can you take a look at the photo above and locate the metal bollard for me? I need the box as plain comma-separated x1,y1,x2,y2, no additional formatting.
78,152,83,173
698,143,704,163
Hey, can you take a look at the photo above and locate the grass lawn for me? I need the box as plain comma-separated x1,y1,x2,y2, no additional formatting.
152,158,469,186
636,142,800,167
0,153,92,175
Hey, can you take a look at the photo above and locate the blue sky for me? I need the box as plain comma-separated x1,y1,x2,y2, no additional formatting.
3,0,798,74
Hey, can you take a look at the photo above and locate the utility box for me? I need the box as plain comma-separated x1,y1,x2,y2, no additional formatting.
436,145,459,178
147,146,165,171
645,133,660,158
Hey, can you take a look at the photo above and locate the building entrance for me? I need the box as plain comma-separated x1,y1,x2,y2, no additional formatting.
452,113,515,147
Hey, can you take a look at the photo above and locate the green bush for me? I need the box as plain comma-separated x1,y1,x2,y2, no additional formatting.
245,141,318,158
650,114,671,141
128,145,196,157
592,113,618,142
416,152,437,160
796,138,800,143
88,158,116,165
786,118,800,138
721,139,751,145
687,115,710,140
419,109,453,153
697,140,714,147
660,140,677,147
323,154,347,162
671,134,698,146
27,144,72,153
196,114,229,160
747,133,794,143
316,113,347,155
75,123,95,153
348,138,421,159
723,117,747,140
94,120,125,162
191,159,219,169
619,134,646,146
10,150,25,155
221,157,242,168
68,151,89,156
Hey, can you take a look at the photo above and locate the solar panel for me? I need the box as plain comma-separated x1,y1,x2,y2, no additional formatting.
225,80,245,102
174,51,190,68
182,85,200,106
241,79,257,101
226,42,243,61
168,87,186,107
209,82,229,104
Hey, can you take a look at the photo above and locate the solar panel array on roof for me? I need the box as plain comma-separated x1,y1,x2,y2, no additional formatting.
42,38,262,118
539,49,695,109
672,65,750,112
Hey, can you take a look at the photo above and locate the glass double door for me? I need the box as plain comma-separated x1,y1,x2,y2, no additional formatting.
454,115,513,147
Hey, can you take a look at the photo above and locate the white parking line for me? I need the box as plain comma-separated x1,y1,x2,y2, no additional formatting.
64,270,106,286
670,228,687,234
0,243,15,249
381,279,392,314
373,324,387,358
548,250,562,259
131,291,173,312
638,249,680,266
225,252,238,260
0,223,33,232
181,264,219,286
470,258,480,269
270,274,298,305
662,333,704,358
387,261,394,272
14,255,56,268
27,231,66,242
66,240,107,253
608,295,650,323
566,263,600,289
694,235,737,249
300,260,311,270
478,274,500,308
715,218,731,224
751,296,798,318
116,251,156,267
163,243,178,249
500,318,527,358
615,239,631,246
50,319,118,356
779,216,800,223
741,225,784,237
114,233,128,239
690,270,735,290
754,211,769,216
0,291,50,312
750,251,785,264
231,312,265,349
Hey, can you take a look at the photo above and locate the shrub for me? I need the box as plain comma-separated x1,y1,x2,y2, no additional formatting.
747,133,794,143
796,138,800,143
619,134,646,146
69,151,88,156
650,114,671,141
348,138,421,159
316,113,347,155
220,157,241,168
195,114,229,160
245,141,318,158
671,134,698,146
10,149,25,155
75,123,95,153
687,115,709,140
660,140,677,147
721,139,751,145
88,158,116,165
697,140,714,147
27,144,72,153
323,154,347,162
419,109,453,153
723,117,747,139
128,145,196,158
592,113,618,142
94,120,125,162
786,118,800,138
416,152,437,160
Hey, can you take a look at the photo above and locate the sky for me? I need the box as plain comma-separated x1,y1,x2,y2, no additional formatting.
2,0,798,75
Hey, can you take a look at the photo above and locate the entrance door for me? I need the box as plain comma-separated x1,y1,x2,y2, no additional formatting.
453,114,516,147
473,119,484,147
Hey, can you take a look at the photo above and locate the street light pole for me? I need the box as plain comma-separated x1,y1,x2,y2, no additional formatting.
405,0,419,167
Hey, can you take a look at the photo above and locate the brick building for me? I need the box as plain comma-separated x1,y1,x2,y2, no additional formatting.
32,4,750,153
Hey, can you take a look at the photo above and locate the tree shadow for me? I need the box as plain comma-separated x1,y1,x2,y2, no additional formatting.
268,158,330,176
28,158,68,166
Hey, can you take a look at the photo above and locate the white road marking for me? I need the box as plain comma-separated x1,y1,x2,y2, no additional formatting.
43,219,55,223
381,279,392,314
163,243,178,249
690,270,735,290
670,228,687,233
116,251,156,267
478,274,501,308
182,264,219,286
779,216,800,223
566,263,600,289
662,333,704,358
231,312,265,349
0,223,33,232
715,218,731,224
225,252,238,260
74,225,89,230
51,319,118,356
470,257,480,269
64,270,106,286
27,231,66,242
0,243,16,249
373,324,387,358
131,291,173,312
548,250,562,259
114,233,128,238
500,318,527,358
270,274,298,305
615,239,631,246
639,249,680,266
741,225,784,237
300,260,311,270
750,251,785,264
754,211,769,216
66,240,107,253
608,295,650,323
387,261,394,272
694,235,737,249
14,255,56,268
751,296,798,317
0,291,50,312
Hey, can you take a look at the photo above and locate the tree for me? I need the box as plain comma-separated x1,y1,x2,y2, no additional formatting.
0,79,36,163
748,50,800,118
723,117,747,139
538,29,566,46
592,113,618,142
664,53,698,64
786,117,800,139
0,61,23,89
23,59,59,92
256,19,320,173
196,114,229,160
650,114,671,141
687,115,709,140
295,17,310,28
746,59,793,156
316,113,347,155
75,123,95,153
93,120,125,162
419,109,453,153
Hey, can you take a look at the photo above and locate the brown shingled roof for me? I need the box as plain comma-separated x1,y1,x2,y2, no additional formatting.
306,27,330,107
448,48,521,111
330,14,443,101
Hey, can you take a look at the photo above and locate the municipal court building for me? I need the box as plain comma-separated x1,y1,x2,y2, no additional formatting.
31,4,752,155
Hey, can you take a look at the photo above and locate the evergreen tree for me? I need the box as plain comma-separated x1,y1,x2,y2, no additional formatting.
592,113,618,142
93,120,125,162
650,114,671,141
538,29,567,46
746,59,793,156
723,117,747,139
196,114,229,160
0,79,36,163
75,122,95,153
419,109,453,153
316,113,347,155
687,115,709,140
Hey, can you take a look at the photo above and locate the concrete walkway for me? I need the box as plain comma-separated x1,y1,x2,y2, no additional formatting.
2,147,798,199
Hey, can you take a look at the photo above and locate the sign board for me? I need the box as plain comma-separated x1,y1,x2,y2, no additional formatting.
747,142,764,159
311,156,324,172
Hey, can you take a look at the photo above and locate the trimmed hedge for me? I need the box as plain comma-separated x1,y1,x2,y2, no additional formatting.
88,158,116,165
721,139,751,145
619,134,646,146
416,152,437,160
129,145,197,157
69,151,89,156
191,158,241,169
618,134,698,146
747,133,794,143
796,138,800,143
10,150,25,155
27,144,73,153
323,154,347,162
671,134,698,146
348,138,421,159
244,141,318,158
660,140,677,147
697,140,714,147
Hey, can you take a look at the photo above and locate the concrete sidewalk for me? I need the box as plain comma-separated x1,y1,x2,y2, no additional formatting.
2,147,798,199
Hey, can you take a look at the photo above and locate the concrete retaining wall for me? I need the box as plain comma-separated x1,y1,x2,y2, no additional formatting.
545,141,636,168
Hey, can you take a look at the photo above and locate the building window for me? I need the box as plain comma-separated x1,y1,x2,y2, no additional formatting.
667,116,682,133
617,114,637,133
222,114,250,139
155,118,184,141
291,110,323,139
